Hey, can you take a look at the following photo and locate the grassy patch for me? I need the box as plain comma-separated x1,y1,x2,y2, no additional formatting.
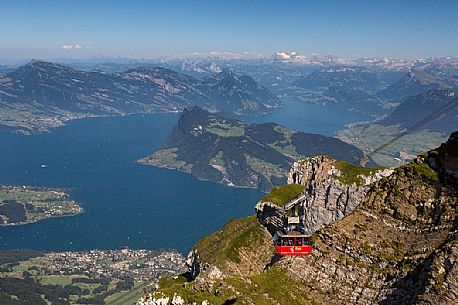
195,216,272,266
36,275,81,286
260,184,305,207
210,151,225,167
139,147,193,173
205,119,246,137
245,155,287,181
334,161,383,185
400,162,439,184
225,218,268,263
104,281,143,305
154,267,319,305
273,125,294,139
249,267,319,305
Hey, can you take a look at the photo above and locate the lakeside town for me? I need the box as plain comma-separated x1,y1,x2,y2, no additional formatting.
0,248,187,305
44,249,187,282
0,184,83,226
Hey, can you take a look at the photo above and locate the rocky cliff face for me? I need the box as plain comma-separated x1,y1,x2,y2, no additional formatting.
413,233,458,305
257,156,393,232
287,156,338,185
428,131,458,181
137,132,458,305
282,154,457,304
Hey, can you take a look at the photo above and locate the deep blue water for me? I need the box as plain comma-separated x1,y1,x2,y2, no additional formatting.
244,99,370,136
0,101,368,254
0,114,262,254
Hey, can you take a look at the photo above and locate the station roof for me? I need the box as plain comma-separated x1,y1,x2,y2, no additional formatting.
276,231,311,238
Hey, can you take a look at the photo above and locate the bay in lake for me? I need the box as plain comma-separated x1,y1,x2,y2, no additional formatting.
245,99,370,135
0,101,368,254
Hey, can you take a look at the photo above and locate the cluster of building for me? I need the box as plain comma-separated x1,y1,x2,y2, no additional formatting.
0,184,84,225
44,249,187,281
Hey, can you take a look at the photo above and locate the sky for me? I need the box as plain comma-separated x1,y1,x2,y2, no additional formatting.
1,0,458,61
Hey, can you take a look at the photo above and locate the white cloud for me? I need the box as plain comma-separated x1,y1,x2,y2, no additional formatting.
61,43,91,50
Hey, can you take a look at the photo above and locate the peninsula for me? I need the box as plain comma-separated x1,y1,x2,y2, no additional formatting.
139,106,366,191
0,185,83,226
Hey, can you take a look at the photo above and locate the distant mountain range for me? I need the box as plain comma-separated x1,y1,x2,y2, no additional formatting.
2,56,457,136
378,70,458,102
0,60,279,134
285,66,401,115
292,66,394,93
285,59,458,116
337,90,457,167
138,106,366,191
270,51,458,72
380,90,458,135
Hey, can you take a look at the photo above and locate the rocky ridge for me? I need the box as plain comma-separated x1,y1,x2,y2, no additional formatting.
284,151,457,304
256,156,393,232
137,131,458,305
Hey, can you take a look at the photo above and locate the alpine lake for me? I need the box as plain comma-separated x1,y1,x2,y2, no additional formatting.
0,100,369,254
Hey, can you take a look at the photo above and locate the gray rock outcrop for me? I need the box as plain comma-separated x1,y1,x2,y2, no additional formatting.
257,156,394,232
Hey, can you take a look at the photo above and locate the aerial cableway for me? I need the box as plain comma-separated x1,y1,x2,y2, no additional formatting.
360,96,458,167
107,94,458,302
275,95,458,256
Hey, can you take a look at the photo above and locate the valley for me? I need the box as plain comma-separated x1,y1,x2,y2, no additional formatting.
337,124,447,166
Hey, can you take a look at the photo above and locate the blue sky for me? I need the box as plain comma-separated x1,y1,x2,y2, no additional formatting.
1,0,457,60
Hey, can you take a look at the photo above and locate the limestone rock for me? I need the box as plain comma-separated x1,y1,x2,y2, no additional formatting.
258,155,393,232
287,155,337,185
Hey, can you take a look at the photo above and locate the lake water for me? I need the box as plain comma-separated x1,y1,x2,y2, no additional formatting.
0,101,368,254
0,114,263,253
244,99,370,136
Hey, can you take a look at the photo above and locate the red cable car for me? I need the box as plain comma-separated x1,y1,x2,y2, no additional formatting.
274,230,313,256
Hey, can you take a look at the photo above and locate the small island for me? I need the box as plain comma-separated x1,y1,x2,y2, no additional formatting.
0,185,83,226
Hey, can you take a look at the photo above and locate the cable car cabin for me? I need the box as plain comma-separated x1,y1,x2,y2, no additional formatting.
274,231,312,257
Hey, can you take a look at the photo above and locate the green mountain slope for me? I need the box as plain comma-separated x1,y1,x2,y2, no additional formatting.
139,131,458,305
138,106,365,191
378,70,458,102
0,61,279,134
380,90,458,135
337,90,457,166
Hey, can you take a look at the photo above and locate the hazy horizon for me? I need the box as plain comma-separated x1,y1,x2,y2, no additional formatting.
1,52,458,67
1,0,458,61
